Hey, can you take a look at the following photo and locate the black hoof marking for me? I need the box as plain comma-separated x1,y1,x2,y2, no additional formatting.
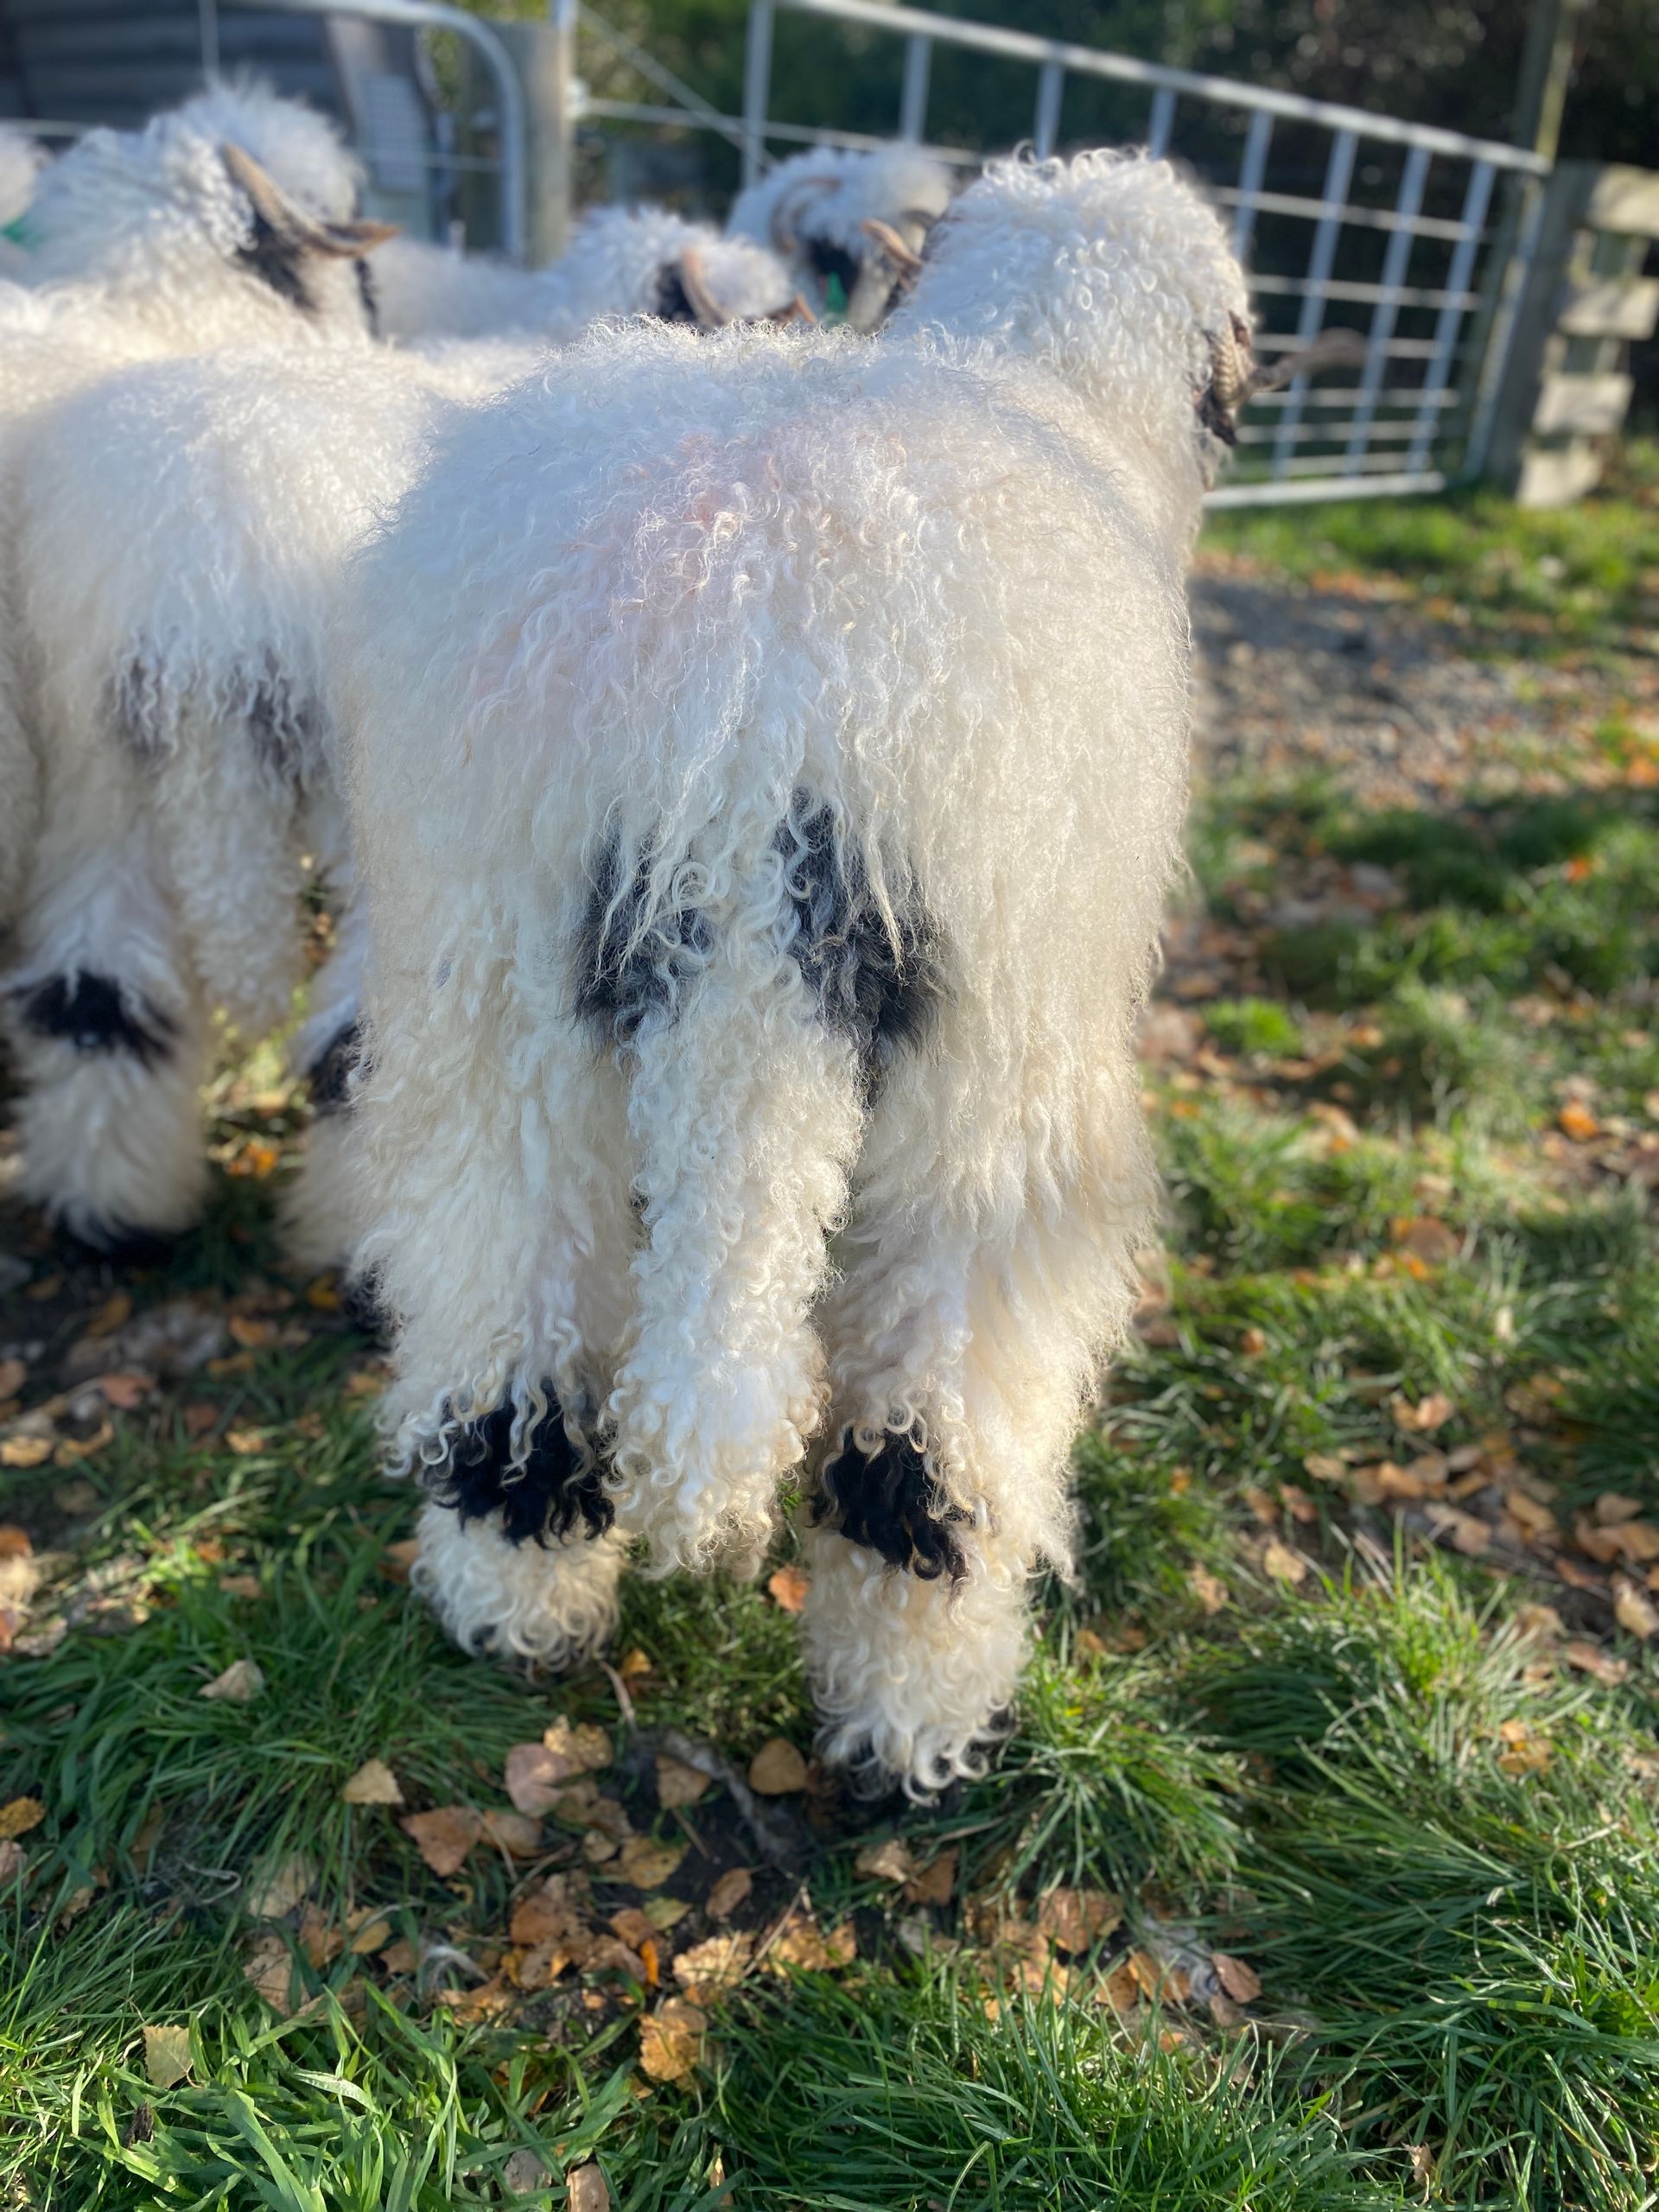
19,973,175,1066
429,1386,613,1547
779,796,944,1086
305,1020,361,1116
813,1427,968,1581
573,838,711,1046
74,1216,180,1267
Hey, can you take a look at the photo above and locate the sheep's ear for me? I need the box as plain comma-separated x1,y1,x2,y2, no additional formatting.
220,143,398,258
769,171,843,253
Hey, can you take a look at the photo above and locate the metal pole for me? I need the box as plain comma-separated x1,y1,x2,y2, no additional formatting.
1512,0,1592,165
198,0,220,78
220,0,527,259
899,33,931,143
742,2,775,188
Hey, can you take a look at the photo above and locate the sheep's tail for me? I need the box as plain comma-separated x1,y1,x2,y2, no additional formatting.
113,652,326,1040
592,802,875,1574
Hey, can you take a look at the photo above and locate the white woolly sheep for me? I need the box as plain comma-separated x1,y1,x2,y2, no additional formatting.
5,335,538,1255
371,204,795,342
335,149,1253,1794
728,142,953,329
0,83,389,941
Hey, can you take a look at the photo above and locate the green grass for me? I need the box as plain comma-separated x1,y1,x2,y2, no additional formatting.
6,480,1659,2208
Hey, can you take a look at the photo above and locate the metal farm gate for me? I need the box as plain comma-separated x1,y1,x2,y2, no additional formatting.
728,0,1552,506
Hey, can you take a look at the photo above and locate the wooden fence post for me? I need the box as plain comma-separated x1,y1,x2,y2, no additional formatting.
1484,161,1659,506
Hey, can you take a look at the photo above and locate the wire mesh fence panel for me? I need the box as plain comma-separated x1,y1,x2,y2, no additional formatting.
734,0,1549,505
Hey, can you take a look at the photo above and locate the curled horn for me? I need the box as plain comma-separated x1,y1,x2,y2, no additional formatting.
1210,313,1367,411
767,293,819,326
769,171,844,254
859,216,923,281
675,245,734,329
220,143,398,257
1240,324,1367,399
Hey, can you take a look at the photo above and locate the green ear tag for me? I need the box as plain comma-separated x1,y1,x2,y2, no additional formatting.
825,272,849,321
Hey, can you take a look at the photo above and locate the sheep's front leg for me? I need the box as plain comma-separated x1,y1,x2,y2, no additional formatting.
281,883,370,1281
5,772,210,1253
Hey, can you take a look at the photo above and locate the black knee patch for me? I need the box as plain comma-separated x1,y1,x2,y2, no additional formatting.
428,1388,613,1547
18,973,175,1067
246,666,322,790
813,1428,968,1581
572,838,711,1046
779,797,944,1085
305,1021,361,1116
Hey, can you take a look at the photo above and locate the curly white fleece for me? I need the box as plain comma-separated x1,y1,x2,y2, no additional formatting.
372,205,793,343
337,150,1247,1791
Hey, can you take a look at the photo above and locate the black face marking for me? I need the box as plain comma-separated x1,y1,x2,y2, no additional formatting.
652,262,701,325
427,1387,613,1547
18,973,175,1066
813,1428,968,1581
354,256,378,334
305,1020,361,1116
1196,382,1237,448
805,233,861,302
779,795,944,1085
234,205,316,315
572,839,712,1047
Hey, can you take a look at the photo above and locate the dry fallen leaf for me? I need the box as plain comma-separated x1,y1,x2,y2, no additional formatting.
1425,1503,1491,1557
1613,1578,1659,1640
767,1913,856,1973
244,1933,298,2014
747,1738,808,1795
1188,1565,1229,1614
480,1809,543,1857
0,1436,53,1470
1211,1952,1262,2004
1391,1390,1454,1433
1564,1640,1630,1687
542,1717,613,1774
0,1840,25,1884
1594,1491,1644,1526
380,1538,421,1584
766,1564,810,1614
0,1358,24,1399
673,1932,753,2003
1496,1719,1552,1776
1515,1602,1567,1641
705,1867,753,1921
639,1997,708,2083
1303,1452,1348,1484
501,2149,550,2198
614,1835,687,1891
0,1797,45,1841
1558,1101,1600,1142
654,1755,711,1810
509,1874,588,1948
340,1758,404,1807
1262,1539,1309,1585
245,1849,316,1919
86,1294,133,1340
905,1847,958,1909
855,1838,917,1885
142,2024,193,2090
644,1895,692,1933
199,1659,265,1705
566,2164,610,2212
297,1903,344,1970
400,1807,481,1877
1036,1887,1122,1953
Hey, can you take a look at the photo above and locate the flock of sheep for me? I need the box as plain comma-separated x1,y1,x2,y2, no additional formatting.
0,79,1259,1796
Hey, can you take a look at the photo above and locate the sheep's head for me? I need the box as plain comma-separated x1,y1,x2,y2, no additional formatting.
730,145,953,333
650,237,806,330
219,143,396,321
21,82,391,339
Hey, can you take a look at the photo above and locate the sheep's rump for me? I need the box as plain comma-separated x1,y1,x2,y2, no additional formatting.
346,319,1190,1077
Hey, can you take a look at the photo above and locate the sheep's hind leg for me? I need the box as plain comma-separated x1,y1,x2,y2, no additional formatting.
6,788,210,1255
802,1183,1134,1797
